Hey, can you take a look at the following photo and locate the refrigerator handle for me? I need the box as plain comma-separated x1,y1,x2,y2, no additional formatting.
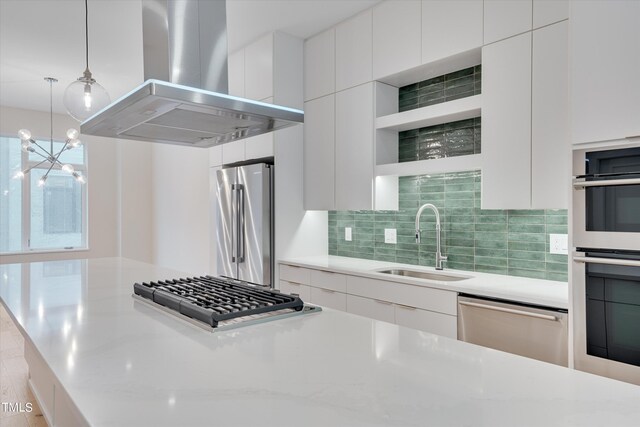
234,183,245,263
231,184,237,263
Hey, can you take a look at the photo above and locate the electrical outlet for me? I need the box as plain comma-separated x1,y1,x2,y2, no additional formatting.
345,227,352,242
549,234,568,255
384,228,397,244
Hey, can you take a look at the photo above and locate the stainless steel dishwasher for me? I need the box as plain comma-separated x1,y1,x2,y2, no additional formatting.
458,295,568,366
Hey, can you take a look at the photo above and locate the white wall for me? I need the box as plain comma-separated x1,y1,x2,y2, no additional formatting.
151,144,211,274
0,106,119,264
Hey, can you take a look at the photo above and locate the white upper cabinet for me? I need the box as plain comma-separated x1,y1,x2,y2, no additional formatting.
227,50,245,97
482,32,532,209
304,94,335,210
531,21,569,209
335,10,372,92
372,0,422,79
304,29,335,101
244,34,274,101
421,0,483,64
571,0,640,144
335,83,374,210
484,0,532,44
533,0,568,28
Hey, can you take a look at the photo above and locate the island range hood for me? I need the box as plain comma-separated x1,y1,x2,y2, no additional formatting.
81,0,303,148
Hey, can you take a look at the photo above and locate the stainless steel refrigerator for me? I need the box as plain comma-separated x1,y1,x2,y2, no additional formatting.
215,163,273,288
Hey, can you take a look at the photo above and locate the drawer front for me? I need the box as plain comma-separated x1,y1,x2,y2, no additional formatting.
346,294,395,323
310,287,347,311
395,305,457,339
347,275,457,315
278,280,311,301
279,264,311,285
310,269,347,292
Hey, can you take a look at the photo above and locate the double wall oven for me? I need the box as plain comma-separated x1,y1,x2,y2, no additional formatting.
573,145,640,384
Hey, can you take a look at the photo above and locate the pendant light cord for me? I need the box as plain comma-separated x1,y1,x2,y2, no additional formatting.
49,78,53,153
85,0,89,71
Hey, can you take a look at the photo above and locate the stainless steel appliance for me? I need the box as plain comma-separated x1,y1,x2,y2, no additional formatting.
133,276,320,332
216,163,273,288
81,0,303,147
573,145,640,251
572,250,640,384
458,295,568,367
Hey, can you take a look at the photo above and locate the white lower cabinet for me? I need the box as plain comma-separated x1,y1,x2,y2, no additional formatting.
278,263,459,338
394,305,457,339
279,280,311,301
25,340,88,426
347,294,395,323
310,287,347,311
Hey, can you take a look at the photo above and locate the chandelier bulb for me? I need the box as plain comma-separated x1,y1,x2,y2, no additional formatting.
66,128,80,140
38,176,47,187
69,138,82,148
72,172,86,184
21,140,32,152
18,129,32,141
62,164,75,174
13,171,25,180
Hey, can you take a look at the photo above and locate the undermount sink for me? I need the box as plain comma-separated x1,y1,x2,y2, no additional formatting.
377,269,470,282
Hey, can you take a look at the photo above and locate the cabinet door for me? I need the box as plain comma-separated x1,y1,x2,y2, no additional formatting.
228,49,245,97
484,0,532,45
482,33,532,209
222,140,245,164
372,0,422,79
571,0,640,144
335,83,374,210
532,22,569,209
533,0,568,29
395,304,457,339
335,9,372,91
421,0,483,64
245,34,274,101
303,94,335,210
347,294,395,323
304,29,335,101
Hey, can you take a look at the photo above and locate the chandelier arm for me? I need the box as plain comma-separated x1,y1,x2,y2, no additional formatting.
23,159,51,175
28,149,50,161
30,140,50,155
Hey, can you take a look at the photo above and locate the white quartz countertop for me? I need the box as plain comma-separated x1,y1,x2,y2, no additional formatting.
1,257,639,427
279,255,568,309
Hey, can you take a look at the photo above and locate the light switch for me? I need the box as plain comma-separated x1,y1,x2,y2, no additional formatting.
345,227,352,241
384,228,397,244
550,234,568,255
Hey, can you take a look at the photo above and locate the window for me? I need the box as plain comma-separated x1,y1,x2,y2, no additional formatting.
0,136,87,253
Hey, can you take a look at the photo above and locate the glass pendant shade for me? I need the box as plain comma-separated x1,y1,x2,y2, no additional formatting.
64,77,111,122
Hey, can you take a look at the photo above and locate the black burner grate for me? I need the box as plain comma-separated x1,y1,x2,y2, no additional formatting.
134,276,304,327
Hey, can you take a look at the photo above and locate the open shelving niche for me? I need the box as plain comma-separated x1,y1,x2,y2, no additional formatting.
372,48,483,210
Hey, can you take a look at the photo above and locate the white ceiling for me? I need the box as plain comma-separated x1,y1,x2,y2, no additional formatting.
0,0,380,116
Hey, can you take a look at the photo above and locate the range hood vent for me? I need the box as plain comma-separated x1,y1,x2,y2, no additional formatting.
80,0,303,148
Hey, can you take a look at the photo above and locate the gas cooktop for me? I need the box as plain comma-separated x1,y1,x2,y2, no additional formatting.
133,275,320,331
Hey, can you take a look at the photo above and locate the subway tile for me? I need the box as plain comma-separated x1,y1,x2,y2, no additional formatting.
329,169,567,281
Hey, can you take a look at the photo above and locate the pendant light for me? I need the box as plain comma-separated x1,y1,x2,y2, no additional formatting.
63,0,110,122
15,77,86,186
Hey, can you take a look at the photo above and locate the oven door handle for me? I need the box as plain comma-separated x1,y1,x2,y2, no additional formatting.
573,256,640,268
573,177,640,189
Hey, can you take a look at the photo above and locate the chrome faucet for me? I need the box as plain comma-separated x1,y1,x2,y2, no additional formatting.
415,203,448,270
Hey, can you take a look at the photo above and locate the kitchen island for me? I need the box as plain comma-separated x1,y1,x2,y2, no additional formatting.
1,257,639,426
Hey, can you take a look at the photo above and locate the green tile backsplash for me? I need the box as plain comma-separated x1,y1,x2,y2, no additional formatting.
328,170,568,282
398,65,481,112
399,118,481,162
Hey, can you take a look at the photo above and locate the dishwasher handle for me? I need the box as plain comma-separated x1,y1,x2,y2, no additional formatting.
458,300,559,322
